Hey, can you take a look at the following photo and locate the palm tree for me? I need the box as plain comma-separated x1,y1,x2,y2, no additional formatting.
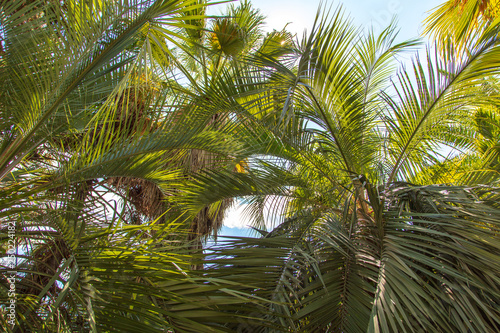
176,6,500,332
2,1,500,332
0,1,274,331
106,0,295,248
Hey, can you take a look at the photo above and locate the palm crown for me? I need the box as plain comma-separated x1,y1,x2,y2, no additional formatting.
178,5,500,332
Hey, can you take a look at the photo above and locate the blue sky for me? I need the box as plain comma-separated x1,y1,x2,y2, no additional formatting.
212,0,445,237
213,0,444,41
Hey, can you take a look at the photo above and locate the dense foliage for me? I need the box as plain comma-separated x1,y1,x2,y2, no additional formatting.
0,0,499,332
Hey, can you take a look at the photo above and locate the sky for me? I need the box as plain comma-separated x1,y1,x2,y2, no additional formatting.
211,0,443,40
210,0,445,236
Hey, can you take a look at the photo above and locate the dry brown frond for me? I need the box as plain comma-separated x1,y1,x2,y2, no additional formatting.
107,177,165,223
17,238,71,296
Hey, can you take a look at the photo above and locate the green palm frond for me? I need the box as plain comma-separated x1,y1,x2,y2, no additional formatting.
2,1,500,332
385,26,500,183
0,0,206,180
201,184,500,332
423,0,500,49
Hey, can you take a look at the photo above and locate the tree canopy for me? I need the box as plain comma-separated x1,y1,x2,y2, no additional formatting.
0,0,499,332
